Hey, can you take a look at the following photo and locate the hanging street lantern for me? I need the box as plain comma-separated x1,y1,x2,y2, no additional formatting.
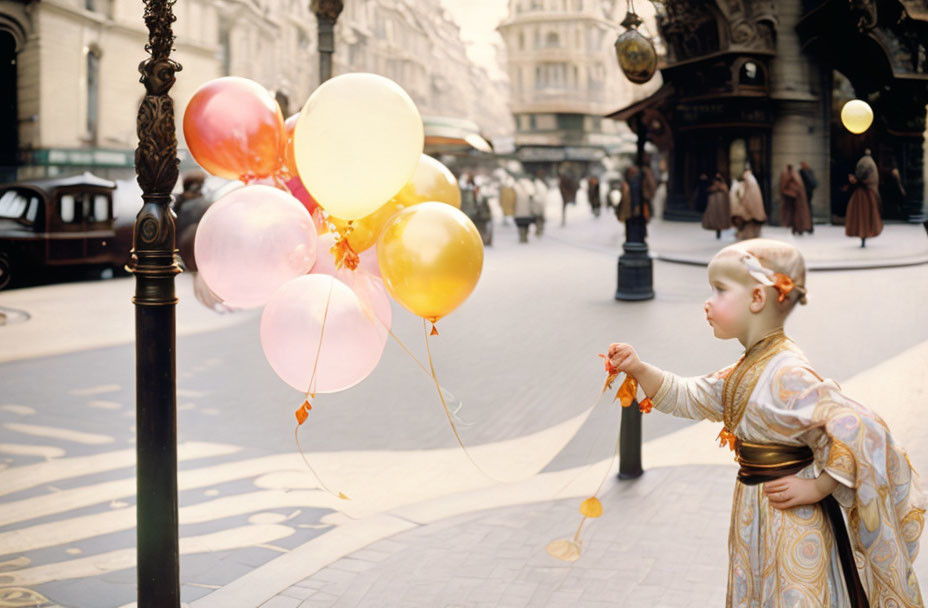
614,6,657,84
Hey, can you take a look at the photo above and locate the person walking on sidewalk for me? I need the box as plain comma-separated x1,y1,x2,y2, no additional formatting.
607,238,925,608
799,161,817,233
513,176,534,244
558,170,578,227
701,172,731,239
779,164,812,235
498,175,516,226
730,166,766,240
588,175,602,218
845,149,883,248
531,171,548,237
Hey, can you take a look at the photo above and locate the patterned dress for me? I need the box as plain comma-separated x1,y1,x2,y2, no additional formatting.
652,330,926,607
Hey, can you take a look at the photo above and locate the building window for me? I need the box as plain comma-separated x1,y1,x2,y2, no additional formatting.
86,47,101,143
519,32,525,50
535,114,556,130
545,32,559,48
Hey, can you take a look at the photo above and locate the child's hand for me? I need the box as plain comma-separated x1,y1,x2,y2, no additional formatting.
607,343,642,375
763,475,831,509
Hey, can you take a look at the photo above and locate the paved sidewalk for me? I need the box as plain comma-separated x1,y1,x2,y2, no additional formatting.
194,338,928,608
542,197,928,270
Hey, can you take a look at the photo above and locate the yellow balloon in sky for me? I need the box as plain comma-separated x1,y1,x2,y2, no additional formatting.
293,73,424,220
377,202,483,323
330,154,461,253
841,100,873,134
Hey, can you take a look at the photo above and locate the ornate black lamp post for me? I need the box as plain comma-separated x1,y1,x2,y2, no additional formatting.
613,3,658,480
131,1,182,606
311,0,343,85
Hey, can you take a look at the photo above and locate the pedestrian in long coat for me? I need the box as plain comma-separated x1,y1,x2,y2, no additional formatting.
514,177,535,244
779,164,812,235
731,167,766,241
799,161,817,232
845,149,883,247
558,172,578,226
499,177,516,225
588,176,602,218
701,172,731,238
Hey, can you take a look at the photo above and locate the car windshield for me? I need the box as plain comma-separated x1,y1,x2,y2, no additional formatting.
0,189,37,222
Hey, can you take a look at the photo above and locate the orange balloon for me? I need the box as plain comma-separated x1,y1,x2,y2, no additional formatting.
328,155,461,253
283,113,300,179
183,77,285,181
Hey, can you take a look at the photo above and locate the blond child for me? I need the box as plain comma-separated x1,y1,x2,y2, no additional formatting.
609,238,925,607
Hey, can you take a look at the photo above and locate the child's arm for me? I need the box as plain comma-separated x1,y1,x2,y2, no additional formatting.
608,343,663,397
763,471,839,510
608,343,726,422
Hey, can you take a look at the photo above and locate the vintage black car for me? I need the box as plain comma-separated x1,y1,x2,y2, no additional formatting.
0,172,132,289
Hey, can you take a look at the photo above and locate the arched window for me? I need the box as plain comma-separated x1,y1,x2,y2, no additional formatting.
86,46,102,143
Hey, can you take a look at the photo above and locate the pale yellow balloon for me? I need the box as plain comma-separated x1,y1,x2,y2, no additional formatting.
841,99,873,134
377,203,483,323
293,73,424,220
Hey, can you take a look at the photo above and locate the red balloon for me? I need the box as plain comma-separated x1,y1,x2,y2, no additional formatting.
183,77,285,181
283,113,300,179
285,176,318,215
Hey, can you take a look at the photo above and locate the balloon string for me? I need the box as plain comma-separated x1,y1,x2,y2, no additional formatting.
293,279,348,502
548,387,615,499
422,318,513,483
367,304,619,491
305,277,333,398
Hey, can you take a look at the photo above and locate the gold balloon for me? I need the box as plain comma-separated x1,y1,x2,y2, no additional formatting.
330,155,461,253
331,199,406,253
396,154,461,209
841,100,874,134
377,202,483,322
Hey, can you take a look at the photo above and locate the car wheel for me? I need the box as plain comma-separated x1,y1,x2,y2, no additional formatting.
0,255,11,290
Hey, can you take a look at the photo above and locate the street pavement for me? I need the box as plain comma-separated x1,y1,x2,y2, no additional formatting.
0,190,926,608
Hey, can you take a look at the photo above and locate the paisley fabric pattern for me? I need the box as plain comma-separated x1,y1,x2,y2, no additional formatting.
652,337,926,607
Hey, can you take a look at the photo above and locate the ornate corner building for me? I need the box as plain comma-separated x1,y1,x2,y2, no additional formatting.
609,0,928,223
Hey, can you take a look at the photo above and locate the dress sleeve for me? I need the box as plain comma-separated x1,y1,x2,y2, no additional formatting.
759,363,927,598
651,365,733,422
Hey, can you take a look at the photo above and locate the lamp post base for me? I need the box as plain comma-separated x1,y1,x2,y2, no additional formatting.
615,241,654,302
618,400,644,480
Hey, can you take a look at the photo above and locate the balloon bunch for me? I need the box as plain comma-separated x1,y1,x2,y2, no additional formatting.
184,74,484,495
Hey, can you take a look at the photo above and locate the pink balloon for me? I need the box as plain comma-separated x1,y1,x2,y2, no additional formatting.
195,185,317,308
311,233,390,337
260,274,387,393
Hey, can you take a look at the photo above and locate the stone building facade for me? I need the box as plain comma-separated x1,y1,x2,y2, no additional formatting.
498,0,661,170
0,0,511,181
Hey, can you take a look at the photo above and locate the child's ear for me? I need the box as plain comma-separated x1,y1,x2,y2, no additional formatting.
749,285,766,313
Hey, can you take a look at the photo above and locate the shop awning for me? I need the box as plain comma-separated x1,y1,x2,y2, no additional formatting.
423,116,493,155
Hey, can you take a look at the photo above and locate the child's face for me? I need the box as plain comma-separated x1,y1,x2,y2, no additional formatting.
704,258,753,340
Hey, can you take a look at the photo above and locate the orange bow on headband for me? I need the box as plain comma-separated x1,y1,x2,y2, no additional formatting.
741,253,795,303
